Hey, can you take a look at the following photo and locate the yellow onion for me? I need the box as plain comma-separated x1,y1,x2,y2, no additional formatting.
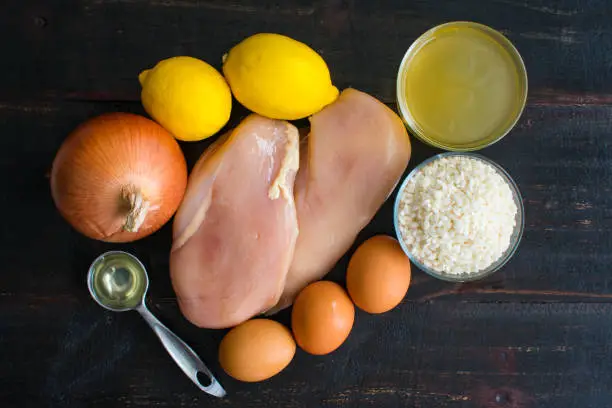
51,112,188,242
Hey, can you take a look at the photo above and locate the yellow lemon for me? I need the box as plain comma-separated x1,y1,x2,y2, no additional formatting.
139,56,232,142
222,33,339,120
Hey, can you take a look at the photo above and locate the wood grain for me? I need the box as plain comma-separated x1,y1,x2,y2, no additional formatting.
4,0,612,103
2,0,612,407
4,299,612,407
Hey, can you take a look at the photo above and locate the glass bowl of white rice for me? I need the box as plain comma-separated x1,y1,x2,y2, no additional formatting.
393,152,524,282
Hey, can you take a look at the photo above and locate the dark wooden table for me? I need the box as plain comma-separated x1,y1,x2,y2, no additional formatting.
3,1,612,407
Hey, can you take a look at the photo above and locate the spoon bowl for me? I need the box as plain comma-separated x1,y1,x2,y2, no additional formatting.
88,251,149,312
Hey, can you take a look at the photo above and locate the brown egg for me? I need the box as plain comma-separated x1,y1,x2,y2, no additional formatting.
346,235,411,314
291,281,354,355
218,318,296,382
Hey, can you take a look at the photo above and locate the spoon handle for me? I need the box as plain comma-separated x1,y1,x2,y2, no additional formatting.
136,303,226,398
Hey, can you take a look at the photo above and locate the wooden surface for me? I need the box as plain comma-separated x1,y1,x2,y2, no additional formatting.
3,0,612,407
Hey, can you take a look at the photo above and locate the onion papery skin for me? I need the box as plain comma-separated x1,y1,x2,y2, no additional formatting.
50,112,188,243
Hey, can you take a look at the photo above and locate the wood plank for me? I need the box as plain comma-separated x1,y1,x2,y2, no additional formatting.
1,99,611,303
2,299,612,407
3,0,612,103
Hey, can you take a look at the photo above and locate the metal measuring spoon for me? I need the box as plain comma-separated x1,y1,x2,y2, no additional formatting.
87,250,226,398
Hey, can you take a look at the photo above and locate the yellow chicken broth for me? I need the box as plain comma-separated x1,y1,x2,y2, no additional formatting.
397,22,527,150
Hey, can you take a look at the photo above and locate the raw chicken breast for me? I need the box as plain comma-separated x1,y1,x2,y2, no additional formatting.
171,114,299,328
269,88,411,313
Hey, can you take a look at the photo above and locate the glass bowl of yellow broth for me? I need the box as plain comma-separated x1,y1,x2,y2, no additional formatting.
397,22,528,151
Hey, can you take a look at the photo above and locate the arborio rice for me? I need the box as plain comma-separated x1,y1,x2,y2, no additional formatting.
396,155,518,275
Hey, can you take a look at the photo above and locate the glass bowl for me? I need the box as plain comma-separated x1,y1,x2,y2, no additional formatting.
393,152,524,282
396,21,528,151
